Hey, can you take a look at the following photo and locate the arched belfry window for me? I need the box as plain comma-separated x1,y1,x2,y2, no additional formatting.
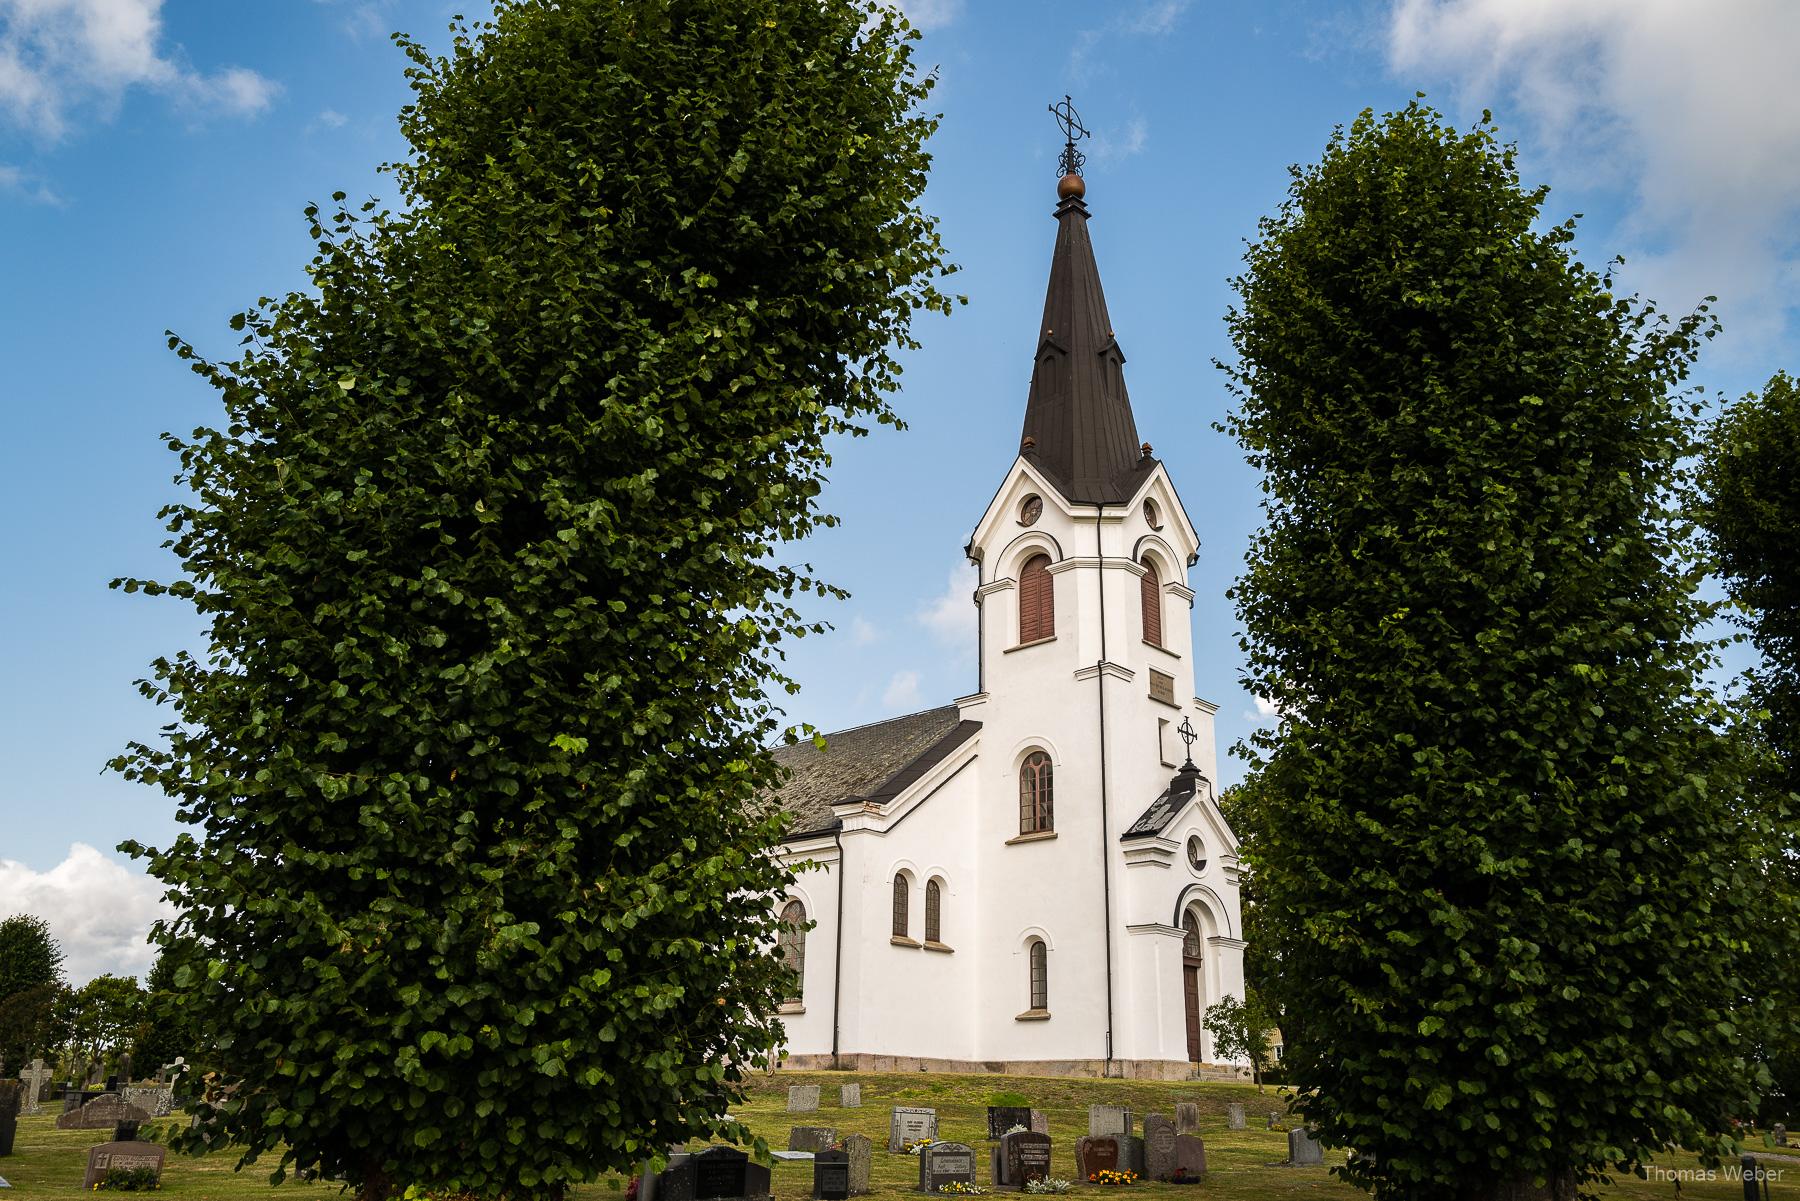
1019,554,1054,643
1028,939,1048,1011
779,900,806,1003
892,874,910,939
1019,752,1054,834
925,879,942,944
1141,557,1163,647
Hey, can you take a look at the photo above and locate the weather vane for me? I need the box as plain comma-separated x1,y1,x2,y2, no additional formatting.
1177,716,1198,772
1049,94,1089,178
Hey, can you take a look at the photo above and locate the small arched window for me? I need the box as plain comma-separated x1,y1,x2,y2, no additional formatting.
779,900,806,1002
1028,939,1048,1011
1182,911,1203,961
1141,557,1163,648
1019,554,1054,643
925,879,942,944
1019,751,1054,834
892,874,910,939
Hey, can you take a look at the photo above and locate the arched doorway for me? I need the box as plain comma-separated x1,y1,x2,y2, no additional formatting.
1181,910,1206,1062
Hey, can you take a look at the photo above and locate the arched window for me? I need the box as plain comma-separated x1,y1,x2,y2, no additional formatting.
779,900,806,1003
892,874,910,939
925,879,942,944
1028,939,1048,1011
1019,751,1054,834
1182,911,1203,960
1019,554,1054,643
1141,557,1163,647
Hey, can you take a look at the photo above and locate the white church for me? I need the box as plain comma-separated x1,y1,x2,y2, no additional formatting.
767,164,1246,1079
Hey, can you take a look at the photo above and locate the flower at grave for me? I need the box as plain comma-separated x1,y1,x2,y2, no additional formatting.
1022,1178,1073,1195
1090,1170,1137,1187
936,1183,987,1195
1003,1124,1028,1136
905,1138,936,1155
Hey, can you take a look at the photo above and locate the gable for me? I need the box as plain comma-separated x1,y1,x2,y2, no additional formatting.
768,706,981,838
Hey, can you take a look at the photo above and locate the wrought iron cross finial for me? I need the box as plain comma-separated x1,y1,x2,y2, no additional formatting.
1049,94,1089,178
1177,716,1198,771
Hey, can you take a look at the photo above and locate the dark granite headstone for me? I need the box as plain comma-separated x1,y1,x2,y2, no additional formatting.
1001,1131,1051,1186
104,1075,119,1094
0,1082,16,1158
1121,1135,1146,1178
1741,1154,1761,1201
1142,1115,1178,1181
889,1107,937,1152
1171,1135,1206,1182
645,1152,694,1201
113,1119,141,1144
61,1090,81,1115
814,1150,850,1200
843,1133,873,1195
790,1126,837,1153
1074,1135,1119,1180
917,1141,975,1193
1288,1127,1322,1166
986,1106,1032,1141
692,1146,771,1201
83,1140,166,1189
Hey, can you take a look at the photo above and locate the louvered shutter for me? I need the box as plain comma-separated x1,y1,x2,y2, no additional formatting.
1019,554,1054,643
1141,558,1162,647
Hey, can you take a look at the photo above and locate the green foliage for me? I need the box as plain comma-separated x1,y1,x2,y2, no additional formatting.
109,2,953,1199
100,1166,164,1191
58,974,148,1069
0,913,66,1071
1697,372,1800,1119
1224,101,1763,1199
131,943,204,1074
1200,993,1276,1091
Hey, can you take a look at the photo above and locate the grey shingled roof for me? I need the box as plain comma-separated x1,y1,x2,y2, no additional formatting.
770,705,980,838
1121,766,1208,840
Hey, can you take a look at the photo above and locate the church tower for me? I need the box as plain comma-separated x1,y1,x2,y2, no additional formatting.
955,140,1243,1070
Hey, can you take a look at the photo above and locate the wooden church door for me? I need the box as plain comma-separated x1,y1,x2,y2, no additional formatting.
1182,912,1204,1062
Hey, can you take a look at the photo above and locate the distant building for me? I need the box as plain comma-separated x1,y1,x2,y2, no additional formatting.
767,168,1245,1079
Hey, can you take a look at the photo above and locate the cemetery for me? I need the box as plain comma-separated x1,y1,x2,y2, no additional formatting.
0,1069,1787,1199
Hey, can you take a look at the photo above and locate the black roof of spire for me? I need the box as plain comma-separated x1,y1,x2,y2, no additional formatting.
1019,179,1153,505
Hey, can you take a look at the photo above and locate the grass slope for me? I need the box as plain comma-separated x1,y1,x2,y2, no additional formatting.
1,1071,1788,1198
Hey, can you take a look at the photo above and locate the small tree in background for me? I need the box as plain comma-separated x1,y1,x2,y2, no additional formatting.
112,1,953,1198
0,914,65,1073
1225,101,1765,1200
57,974,147,1075
1202,992,1277,1092
1698,371,1800,1120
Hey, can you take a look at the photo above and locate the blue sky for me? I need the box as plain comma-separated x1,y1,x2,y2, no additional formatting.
2,0,1796,981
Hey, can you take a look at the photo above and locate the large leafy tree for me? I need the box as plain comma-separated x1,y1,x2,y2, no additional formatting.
0,914,65,1072
58,974,147,1073
1697,371,1800,1119
1224,102,1764,1200
111,2,953,1198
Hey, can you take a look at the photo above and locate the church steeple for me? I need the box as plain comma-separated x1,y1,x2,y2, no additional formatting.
1018,165,1149,505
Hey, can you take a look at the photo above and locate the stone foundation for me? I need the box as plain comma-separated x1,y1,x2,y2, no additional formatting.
776,1053,1249,1082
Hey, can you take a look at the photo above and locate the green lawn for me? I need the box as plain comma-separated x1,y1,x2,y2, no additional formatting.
3,1071,1792,1199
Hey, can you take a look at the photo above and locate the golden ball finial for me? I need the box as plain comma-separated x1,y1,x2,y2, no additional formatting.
1057,173,1086,200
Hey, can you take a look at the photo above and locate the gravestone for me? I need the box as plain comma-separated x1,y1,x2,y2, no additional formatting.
1288,1127,1323,1166
889,1106,937,1152
119,1053,132,1086
113,1120,141,1144
843,1133,873,1195
1088,1105,1132,1137
788,1085,821,1113
1074,1135,1119,1181
57,1094,153,1131
1225,1104,1245,1131
813,1149,850,1200
1174,1103,1199,1136
790,1126,837,1153
998,1130,1051,1187
839,1084,862,1109
693,1146,772,1201
1266,1112,1279,1131
61,1090,81,1115
17,1062,49,1117
917,1141,975,1193
987,1106,1032,1141
1171,1135,1206,1182
1142,1115,1178,1182
122,1086,175,1118
0,1082,17,1158
1773,1123,1787,1147
1121,1135,1146,1178
82,1140,166,1190
1029,1110,1049,1136
1740,1154,1762,1201
104,1075,119,1094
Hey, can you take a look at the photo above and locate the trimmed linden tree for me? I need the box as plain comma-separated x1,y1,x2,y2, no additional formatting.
1225,102,1766,1200
111,2,954,1198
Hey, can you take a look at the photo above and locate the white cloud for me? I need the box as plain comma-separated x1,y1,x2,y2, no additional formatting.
1070,0,1192,79
882,669,924,711
849,614,881,648
1091,115,1149,163
1388,0,1800,356
316,108,347,129
0,844,173,984
0,0,278,139
891,0,962,33
0,161,60,203
916,560,978,648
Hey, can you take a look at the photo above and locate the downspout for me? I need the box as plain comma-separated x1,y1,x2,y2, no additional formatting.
1094,503,1117,1076
830,822,846,1070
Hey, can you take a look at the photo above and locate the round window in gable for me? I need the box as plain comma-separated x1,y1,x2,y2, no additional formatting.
1186,836,1206,873
1020,495,1043,526
1143,498,1163,529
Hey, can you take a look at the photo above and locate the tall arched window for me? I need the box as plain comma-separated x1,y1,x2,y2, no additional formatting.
1019,751,1054,834
779,900,806,1003
1141,557,1163,647
1019,554,1054,643
925,879,942,944
1028,939,1048,1011
892,874,910,939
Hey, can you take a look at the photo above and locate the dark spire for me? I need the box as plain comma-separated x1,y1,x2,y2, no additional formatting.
1018,171,1149,504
